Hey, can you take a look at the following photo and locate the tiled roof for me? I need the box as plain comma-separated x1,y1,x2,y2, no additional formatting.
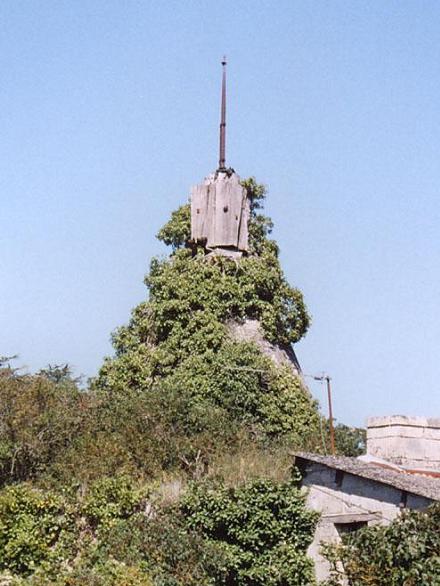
294,452,440,502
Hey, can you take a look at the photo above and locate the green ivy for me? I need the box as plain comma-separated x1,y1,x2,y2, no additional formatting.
19,559,154,586
95,179,317,445
180,477,319,585
0,179,332,584
157,204,191,250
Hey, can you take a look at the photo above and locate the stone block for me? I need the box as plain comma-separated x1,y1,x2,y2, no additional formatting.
367,415,440,470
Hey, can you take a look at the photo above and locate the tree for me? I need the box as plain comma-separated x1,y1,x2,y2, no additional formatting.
0,367,88,484
334,424,366,457
37,363,83,386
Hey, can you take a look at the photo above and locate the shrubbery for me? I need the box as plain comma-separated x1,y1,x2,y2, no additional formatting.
180,477,318,585
0,365,89,485
323,503,440,585
0,475,318,585
1,179,326,584
0,484,76,576
82,476,148,529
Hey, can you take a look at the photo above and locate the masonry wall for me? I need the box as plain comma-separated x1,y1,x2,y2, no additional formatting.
367,415,440,471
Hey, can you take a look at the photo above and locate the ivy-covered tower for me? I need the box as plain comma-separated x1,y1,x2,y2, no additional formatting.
95,58,320,454
190,58,250,256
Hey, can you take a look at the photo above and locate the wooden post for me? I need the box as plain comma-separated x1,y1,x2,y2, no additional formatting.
326,376,336,455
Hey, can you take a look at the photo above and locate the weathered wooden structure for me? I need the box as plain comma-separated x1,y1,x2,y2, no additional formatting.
191,171,249,252
190,58,250,255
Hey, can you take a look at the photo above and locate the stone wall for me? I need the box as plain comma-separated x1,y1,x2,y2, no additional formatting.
367,415,440,471
226,319,301,374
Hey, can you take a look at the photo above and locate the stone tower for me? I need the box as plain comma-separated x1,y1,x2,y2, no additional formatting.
190,58,250,256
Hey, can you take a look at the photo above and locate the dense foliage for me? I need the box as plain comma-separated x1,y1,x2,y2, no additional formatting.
0,179,327,584
156,203,191,250
0,478,154,585
323,504,440,585
0,365,88,484
0,484,75,576
0,475,317,586
180,478,318,585
96,178,318,448
333,424,366,457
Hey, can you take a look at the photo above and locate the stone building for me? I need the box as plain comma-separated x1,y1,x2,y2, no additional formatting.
296,416,440,581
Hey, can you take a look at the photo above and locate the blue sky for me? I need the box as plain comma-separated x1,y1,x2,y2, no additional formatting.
1,1,440,425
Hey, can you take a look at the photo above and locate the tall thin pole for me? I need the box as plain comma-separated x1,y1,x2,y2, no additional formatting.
310,373,336,455
219,56,227,170
326,376,336,455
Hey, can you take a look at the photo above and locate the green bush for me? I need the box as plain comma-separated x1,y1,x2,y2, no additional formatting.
95,178,318,457
0,485,75,576
82,476,147,529
84,476,319,586
323,503,440,585
0,367,88,485
22,560,154,586
180,477,319,585
334,424,366,457
95,512,226,586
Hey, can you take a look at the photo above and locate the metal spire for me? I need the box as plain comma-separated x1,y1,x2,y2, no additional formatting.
219,56,227,170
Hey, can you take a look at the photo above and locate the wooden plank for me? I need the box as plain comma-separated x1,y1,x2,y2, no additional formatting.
190,184,209,241
237,191,250,251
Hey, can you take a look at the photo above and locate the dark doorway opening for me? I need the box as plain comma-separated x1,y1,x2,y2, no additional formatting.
335,521,368,535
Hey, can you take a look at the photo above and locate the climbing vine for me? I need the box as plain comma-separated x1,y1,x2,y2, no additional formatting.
179,477,319,585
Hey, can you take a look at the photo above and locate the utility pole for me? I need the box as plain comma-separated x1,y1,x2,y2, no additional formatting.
311,374,336,455
325,376,336,455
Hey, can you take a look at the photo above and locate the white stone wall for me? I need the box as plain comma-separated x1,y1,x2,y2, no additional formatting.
367,415,440,471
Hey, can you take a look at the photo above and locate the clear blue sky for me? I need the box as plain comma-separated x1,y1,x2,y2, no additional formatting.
2,1,440,426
